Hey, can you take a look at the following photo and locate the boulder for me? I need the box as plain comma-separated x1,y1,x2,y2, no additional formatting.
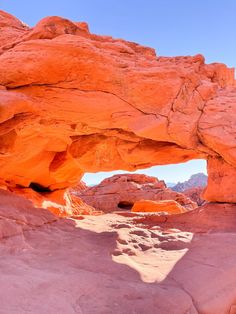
131,199,186,214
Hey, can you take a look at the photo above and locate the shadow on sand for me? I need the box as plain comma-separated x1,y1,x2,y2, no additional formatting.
0,202,236,313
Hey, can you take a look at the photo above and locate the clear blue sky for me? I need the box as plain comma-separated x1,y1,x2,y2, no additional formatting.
83,161,207,186
1,0,235,67
1,0,234,184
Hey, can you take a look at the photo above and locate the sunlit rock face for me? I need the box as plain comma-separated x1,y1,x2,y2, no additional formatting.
131,199,186,214
76,174,197,212
0,11,235,202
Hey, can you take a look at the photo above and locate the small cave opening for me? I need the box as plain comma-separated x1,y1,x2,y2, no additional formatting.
117,201,134,210
29,182,51,193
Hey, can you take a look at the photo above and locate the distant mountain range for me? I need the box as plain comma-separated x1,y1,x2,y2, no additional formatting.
171,173,207,192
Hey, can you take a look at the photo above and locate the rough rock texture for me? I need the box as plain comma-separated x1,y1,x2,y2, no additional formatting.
131,199,186,214
1,188,236,313
0,188,57,240
204,157,236,203
132,202,236,233
0,11,235,202
172,172,207,192
9,186,99,217
76,174,197,212
183,186,205,206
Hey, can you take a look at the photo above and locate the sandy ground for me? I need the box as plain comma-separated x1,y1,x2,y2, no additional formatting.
1,195,236,314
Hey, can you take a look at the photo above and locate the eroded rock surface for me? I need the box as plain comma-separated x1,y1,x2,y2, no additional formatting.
0,188,57,240
131,199,186,214
76,173,196,212
183,186,205,206
0,11,235,202
0,188,236,314
9,185,99,217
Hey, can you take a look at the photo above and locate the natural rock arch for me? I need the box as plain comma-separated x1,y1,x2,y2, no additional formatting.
0,11,235,202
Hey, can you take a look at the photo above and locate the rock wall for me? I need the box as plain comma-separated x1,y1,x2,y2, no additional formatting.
0,11,235,202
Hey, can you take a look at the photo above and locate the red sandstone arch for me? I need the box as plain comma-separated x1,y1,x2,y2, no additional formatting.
0,11,235,202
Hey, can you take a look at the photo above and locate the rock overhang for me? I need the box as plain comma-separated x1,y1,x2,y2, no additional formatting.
0,10,235,202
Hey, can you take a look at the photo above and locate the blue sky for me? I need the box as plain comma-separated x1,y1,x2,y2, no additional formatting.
83,160,207,186
1,0,235,67
1,0,234,184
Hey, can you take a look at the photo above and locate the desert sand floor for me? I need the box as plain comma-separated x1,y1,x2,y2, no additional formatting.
1,198,236,314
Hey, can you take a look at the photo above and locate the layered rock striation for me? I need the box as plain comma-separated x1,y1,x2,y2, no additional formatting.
0,11,235,202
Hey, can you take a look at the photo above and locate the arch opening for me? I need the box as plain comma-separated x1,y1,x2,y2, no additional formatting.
78,159,208,213
82,160,207,187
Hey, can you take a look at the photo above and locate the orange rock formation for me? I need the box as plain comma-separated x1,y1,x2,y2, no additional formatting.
0,11,235,202
131,199,186,214
9,185,99,217
76,174,196,212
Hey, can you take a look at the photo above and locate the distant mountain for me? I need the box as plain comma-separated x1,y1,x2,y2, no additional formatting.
172,173,207,192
